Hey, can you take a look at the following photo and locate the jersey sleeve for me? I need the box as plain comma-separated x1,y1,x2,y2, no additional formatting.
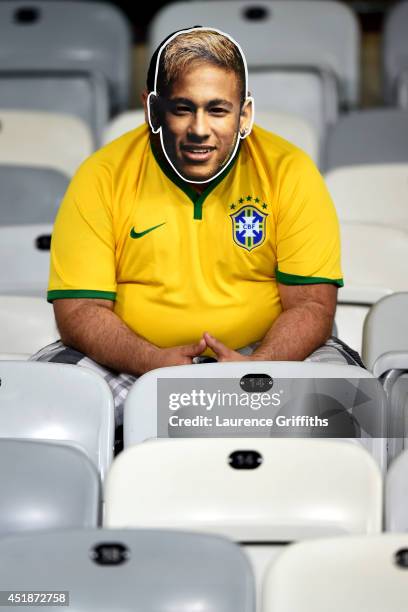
275,149,343,287
47,158,117,302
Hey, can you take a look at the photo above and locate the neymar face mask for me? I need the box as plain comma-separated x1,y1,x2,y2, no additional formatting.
147,27,254,184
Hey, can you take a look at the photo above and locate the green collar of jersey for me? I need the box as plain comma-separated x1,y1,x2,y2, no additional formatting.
151,141,240,220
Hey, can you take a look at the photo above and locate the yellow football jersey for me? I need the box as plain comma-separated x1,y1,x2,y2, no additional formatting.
48,123,343,349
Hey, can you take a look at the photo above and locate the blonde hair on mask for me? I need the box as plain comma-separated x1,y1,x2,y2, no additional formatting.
157,29,246,104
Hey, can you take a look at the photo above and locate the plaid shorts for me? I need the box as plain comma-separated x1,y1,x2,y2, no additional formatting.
30,336,365,428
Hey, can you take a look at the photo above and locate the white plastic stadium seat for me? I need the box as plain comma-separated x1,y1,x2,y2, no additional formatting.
326,164,408,231
363,293,408,374
263,535,408,612
0,362,114,481
0,224,52,296
103,109,319,164
335,286,393,358
323,109,408,171
255,111,319,163
250,69,337,152
362,293,408,463
0,439,100,536
340,223,408,293
338,223,408,357
0,296,58,356
0,1,131,143
0,529,255,612
123,361,387,470
105,438,382,599
0,166,68,226
149,1,360,107
0,110,93,176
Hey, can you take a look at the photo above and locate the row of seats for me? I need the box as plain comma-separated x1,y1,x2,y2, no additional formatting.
2,522,407,612
2,105,404,180
2,436,408,607
0,0,407,146
0,295,407,480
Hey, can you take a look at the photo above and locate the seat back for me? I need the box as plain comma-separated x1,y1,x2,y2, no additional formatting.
324,109,408,171
0,296,58,355
149,0,360,105
106,438,381,600
0,361,114,481
383,1,408,103
0,439,100,536
0,224,52,296
340,223,408,293
124,361,386,470
250,68,337,150
362,293,408,371
0,165,68,226
0,72,108,146
263,535,408,612
326,164,408,230
0,1,131,112
0,110,93,176
105,438,382,538
0,528,255,612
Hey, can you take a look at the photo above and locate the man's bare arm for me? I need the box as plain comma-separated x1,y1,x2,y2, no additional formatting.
53,299,206,375
204,283,337,361
250,283,337,360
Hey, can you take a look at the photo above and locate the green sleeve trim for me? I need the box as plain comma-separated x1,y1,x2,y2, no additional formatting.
47,289,116,303
276,269,344,288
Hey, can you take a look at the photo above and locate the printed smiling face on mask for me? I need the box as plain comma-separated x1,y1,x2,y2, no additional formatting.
147,27,254,184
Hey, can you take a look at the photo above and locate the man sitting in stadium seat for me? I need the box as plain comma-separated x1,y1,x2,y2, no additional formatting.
31,28,363,425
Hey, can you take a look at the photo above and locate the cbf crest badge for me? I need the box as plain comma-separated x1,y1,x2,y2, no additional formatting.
230,205,268,251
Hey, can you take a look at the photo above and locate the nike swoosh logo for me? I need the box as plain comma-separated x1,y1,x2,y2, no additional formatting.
130,222,166,239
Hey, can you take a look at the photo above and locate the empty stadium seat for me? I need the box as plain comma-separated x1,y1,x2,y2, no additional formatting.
105,438,382,598
335,286,393,357
0,110,93,176
123,361,387,470
0,439,100,536
0,73,108,147
386,449,408,531
363,293,408,462
249,69,337,150
103,109,320,164
0,1,132,143
0,361,114,481
326,164,408,230
0,224,52,296
323,109,408,171
0,165,68,226
340,223,408,292
263,535,408,612
0,296,58,355
338,223,408,357
363,293,408,373
383,0,408,105
149,1,360,108
0,528,255,612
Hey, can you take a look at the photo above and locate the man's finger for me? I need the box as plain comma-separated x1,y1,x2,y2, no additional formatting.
203,332,231,358
183,337,207,357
